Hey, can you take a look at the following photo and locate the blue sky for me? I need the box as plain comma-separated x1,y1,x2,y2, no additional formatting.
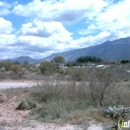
0,0,130,59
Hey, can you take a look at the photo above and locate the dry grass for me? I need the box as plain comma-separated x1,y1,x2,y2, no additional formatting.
1,66,130,129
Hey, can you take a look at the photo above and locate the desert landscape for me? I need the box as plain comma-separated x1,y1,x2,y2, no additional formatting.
0,59,130,130
1,0,130,129
0,80,105,130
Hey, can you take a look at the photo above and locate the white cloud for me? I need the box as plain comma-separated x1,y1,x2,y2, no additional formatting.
0,34,16,45
70,31,113,49
0,34,16,59
1,0,130,59
78,0,130,44
17,21,72,38
0,17,14,34
0,1,11,16
7,20,73,57
95,0,130,30
12,0,107,22
16,20,72,45
0,18,16,59
0,18,15,55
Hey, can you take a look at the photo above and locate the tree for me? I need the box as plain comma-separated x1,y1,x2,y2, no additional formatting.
75,55,102,63
13,61,20,65
87,67,114,107
39,61,56,75
11,64,19,73
11,64,25,78
53,56,65,69
0,60,12,71
120,60,129,64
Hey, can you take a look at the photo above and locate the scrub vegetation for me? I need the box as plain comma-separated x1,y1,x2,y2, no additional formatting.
1,56,130,129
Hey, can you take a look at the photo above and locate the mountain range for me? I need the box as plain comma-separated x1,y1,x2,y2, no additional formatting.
41,37,130,62
5,37,130,64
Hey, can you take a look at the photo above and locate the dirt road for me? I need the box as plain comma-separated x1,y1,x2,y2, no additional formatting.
0,81,37,89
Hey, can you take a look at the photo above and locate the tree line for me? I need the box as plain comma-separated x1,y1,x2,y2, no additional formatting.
75,56,102,63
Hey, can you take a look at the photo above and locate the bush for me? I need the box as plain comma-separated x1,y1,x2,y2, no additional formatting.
16,99,36,110
53,56,65,69
11,64,19,73
17,67,25,78
0,60,12,71
0,72,7,80
66,68,87,81
104,105,130,130
58,68,66,75
87,68,114,107
39,61,56,75
10,65,25,79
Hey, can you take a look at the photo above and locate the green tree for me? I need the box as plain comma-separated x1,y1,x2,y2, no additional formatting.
11,64,25,78
120,60,129,64
39,61,56,75
13,61,20,65
11,64,19,73
53,56,65,69
75,55,102,63
0,60,12,71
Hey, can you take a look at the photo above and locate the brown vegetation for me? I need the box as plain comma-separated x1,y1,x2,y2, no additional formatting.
0,59,130,129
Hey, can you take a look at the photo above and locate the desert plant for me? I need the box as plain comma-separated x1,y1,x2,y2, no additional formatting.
11,65,25,79
0,72,7,80
0,60,12,71
58,68,66,75
17,67,25,78
39,61,56,75
66,68,87,82
87,67,114,107
11,64,19,73
53,56,65,69
16,99,36,110
104,105,130,130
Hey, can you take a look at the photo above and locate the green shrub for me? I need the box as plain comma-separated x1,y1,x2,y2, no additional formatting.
16,99,36,110
39,61,56,75
0,72,7,80
11,64,19,73
66,68,87,81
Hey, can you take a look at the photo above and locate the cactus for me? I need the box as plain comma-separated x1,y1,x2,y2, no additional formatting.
104,105,130,130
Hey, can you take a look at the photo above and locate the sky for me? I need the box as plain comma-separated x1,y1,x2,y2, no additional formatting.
0,0,130,59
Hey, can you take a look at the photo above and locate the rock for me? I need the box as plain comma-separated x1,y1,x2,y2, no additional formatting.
16,100,36,110
103,126,111,130
0,126,6,130
0,112,2,117
0,120,8,126
0,93,6,103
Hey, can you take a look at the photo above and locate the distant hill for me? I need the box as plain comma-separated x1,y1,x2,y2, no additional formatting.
41,37,130,61
12,56,39,64
1,37,130,64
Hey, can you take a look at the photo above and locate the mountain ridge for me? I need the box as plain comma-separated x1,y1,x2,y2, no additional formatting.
42,37,130,61
2,37,130,63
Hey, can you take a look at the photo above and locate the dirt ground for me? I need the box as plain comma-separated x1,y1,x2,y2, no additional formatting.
0,80,37,90
0,81,104,130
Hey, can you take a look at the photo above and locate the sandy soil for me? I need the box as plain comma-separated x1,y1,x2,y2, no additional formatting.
0,81,104,130
0,95,82,130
